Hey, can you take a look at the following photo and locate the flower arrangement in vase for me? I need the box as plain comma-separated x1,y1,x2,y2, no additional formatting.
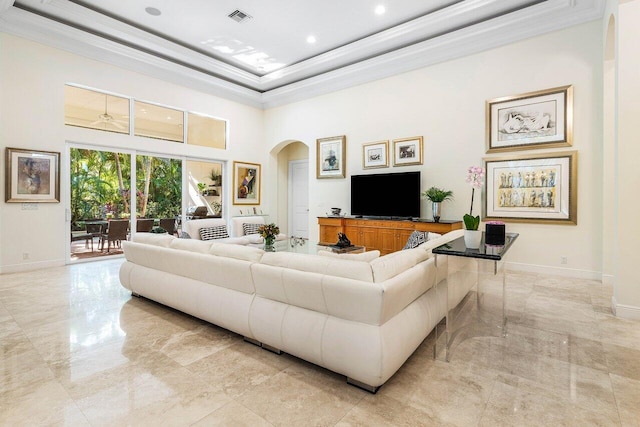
463,166,485,248
258,223,280,251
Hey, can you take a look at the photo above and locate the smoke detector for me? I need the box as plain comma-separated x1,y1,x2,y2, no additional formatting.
228,9,252,23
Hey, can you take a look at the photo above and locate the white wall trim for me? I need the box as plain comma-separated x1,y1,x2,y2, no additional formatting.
1,258,65,274
612,297,640,320
601,273,614,286
507,261,602,281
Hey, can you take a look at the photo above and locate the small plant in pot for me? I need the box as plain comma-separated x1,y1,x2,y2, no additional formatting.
421,187,453,222
463,166,485,248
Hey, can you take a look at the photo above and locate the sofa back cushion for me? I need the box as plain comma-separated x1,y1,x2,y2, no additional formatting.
132,233,175,247
209,242,264,262
169,238,214,254
370,247,430,282
317,249,380,262
230,215,266,237
259,252,374,282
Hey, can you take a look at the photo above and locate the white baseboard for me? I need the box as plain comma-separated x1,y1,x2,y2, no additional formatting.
611,296,640,320
1,259,65,275
506,261,601,280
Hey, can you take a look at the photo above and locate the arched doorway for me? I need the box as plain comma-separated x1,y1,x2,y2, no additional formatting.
273,140,310,239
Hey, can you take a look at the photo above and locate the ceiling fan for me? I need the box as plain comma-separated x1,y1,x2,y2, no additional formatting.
90,96,127,130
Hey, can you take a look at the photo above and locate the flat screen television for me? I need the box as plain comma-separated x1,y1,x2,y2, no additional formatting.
351,171,421,218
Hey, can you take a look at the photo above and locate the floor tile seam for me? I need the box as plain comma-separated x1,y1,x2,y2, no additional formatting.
218,398,276,427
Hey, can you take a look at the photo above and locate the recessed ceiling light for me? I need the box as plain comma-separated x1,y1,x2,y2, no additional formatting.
145,7,161,16
306,35,316,44
374,5,386,15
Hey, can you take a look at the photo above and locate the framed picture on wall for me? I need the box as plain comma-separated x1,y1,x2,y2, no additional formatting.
232,161,261,205
483,151,577,224
316,135,346,179
362,140,389,169
392,136,423,166
5,147,60,203
486,85,573,153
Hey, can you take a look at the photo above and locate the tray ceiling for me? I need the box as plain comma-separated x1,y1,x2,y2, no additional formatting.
0,0,605,108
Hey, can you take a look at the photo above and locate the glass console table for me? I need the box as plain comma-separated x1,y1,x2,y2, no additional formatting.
432,232,518,362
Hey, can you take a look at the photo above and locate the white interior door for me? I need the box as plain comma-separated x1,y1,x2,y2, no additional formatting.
288,160,309,239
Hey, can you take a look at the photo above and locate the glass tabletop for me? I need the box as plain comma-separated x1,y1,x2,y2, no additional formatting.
432,232,519,261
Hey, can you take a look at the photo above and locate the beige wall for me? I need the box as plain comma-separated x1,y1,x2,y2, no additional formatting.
0,33,265,273
615,0,640,318
265,21,604,279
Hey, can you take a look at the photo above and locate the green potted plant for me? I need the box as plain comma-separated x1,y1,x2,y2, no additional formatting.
209,169,222,186
421,187,453,222
197,182,207,195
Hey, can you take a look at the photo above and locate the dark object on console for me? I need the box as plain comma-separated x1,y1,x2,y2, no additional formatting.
335,232,353,248
485,222,506,245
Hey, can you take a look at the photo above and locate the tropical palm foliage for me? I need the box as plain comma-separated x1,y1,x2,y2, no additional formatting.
70,148,181,227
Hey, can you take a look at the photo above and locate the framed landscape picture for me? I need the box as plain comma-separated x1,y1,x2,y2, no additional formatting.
232,161,261,205
483,151,577,224
5,147,60,203
486,85,573,153
393,136,423,166
317,135,346,179
362,140,389,169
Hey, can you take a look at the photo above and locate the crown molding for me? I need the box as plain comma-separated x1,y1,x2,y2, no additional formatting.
0,0,605,109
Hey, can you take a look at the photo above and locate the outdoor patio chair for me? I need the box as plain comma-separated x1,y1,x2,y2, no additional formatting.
71,231,93,251
85,222,106,247
136,218,154,233
100,219,129,252
159,218,177,236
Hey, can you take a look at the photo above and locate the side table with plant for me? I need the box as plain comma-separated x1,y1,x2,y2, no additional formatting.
463,166,485,248
421,186,454,222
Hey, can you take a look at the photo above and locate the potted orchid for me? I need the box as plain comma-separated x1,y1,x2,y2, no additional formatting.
463,166,485,248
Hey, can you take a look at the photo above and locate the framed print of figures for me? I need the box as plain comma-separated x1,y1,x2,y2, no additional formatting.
483,151,577,224
486,85,573,153
393,136,423,166
317,135,346,179
362,140,389,169
233,161,261,205
5,147,60,203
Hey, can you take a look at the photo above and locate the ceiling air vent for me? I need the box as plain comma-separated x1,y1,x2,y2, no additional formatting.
228,9,252,23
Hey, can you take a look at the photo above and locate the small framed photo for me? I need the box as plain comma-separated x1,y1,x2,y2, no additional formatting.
317,135,346,179
483,151,577,224
486,85,573,153
5,147,60,203
362,140,389,169
393,136,423,166
233,161,261,205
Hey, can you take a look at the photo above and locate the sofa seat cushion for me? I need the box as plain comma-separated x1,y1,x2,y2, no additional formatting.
317,249,380,262
200,225,230,241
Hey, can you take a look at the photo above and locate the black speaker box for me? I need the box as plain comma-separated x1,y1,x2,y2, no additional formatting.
485,222,505,245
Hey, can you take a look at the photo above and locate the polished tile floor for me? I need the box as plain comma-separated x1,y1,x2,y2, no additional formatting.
1,259,639,426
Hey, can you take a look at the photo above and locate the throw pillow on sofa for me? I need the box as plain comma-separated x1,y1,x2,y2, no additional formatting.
199,225,230,241
403,231,442,250
242,223,262,235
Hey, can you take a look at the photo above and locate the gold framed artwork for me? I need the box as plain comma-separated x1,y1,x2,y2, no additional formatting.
483,151,577,224
486,85,573,153
362,140,389,169
5,147,60,203
392,136,423,166
232,161,261,205
317,135,346,179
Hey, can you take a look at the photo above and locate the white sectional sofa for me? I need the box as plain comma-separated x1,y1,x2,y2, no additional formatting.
119,229,472,392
